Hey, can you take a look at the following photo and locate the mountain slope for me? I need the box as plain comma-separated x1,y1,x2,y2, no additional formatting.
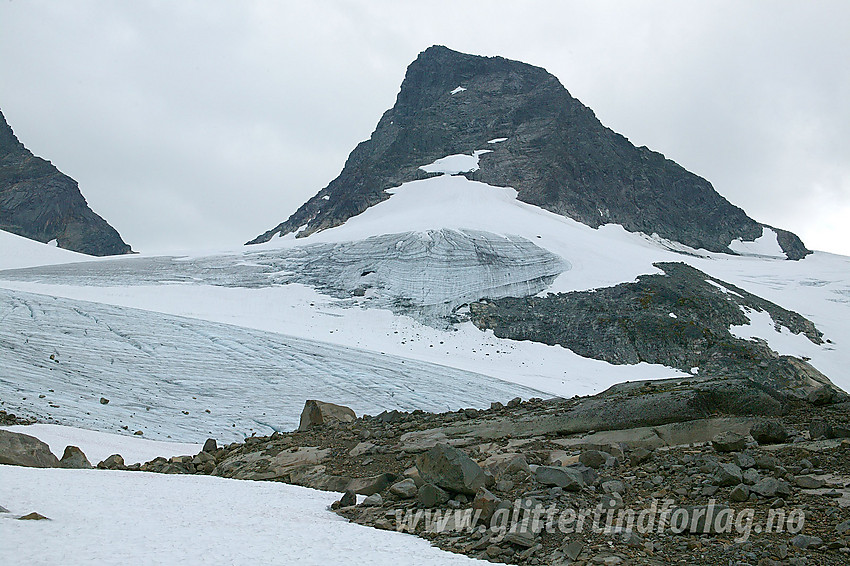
248,45,808,259
0,109,132,256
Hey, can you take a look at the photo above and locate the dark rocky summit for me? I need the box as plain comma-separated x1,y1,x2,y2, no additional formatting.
0,109,132,256
249,45,808,259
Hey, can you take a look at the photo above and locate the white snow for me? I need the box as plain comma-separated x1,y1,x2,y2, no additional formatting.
0,229,90,270
419,150,491,175
450,86,466,95
729,227,787,258
0,424,201,465
0,465,479,566
669,313,677,318
690,251,849,388
730,308,831,361
322,195,330,200
487,137,508,144
47,239,58,247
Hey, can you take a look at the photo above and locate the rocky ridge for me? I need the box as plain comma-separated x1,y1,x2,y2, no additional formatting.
249,45,809,259
468,262,833,397
0,109,131,256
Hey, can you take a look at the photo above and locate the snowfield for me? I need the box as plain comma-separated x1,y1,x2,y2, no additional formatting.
0,464,480,566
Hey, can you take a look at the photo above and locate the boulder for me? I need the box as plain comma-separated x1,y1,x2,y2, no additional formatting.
97,454,125,470
389,478,418,499
0,430,59,468
751,477,791,498
338,490,357,507
807,387,835,406
213,446,330,480
361,493,383,507
742,468,760,485
714,463,743,487
59,446,92,469
729,484,750,502
18,512,50,520
534,465,584,491
578,450,610,469
809,419,834,439
346,472,396,496
202,438,218,453
602,480,626,495
733,452,755,469
349,442,376,457
711,431,746,453
418,483,450,507
298,400,356,431
472,488,501,523
629,447,654,465
415,444,489,495
750,421,788,444
791,534,823,549
794,475,825,489
480,453,531,479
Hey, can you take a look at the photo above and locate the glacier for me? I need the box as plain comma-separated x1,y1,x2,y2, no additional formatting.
0,287,544,443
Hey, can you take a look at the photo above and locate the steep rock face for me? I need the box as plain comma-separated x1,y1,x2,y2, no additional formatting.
249,46,808,259
0,109,131,256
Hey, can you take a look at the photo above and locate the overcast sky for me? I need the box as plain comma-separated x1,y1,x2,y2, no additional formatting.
1,0,848,255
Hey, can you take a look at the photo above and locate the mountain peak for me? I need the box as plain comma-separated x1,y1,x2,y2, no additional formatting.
0,109,132,256
249,47,808,259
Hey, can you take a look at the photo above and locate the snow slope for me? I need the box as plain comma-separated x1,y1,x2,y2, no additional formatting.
0,465,479,566
0,229,90,270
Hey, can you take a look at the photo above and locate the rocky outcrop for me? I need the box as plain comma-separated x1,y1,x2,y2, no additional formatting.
469,262,838,397
0,429,59,468
249,46,808,259
0,109,131,256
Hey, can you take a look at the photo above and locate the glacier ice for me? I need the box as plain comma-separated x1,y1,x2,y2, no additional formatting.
0,287,544,443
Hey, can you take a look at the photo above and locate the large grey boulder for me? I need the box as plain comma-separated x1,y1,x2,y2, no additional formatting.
711,431,747,453
0,430,59,468
418,483,450,507
346,473,396,496
59,446,92,469
534,466,584,491
298,400,356,431
389,478,418,499
415,443,489,495
750,420,788,444
713,463,743,487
